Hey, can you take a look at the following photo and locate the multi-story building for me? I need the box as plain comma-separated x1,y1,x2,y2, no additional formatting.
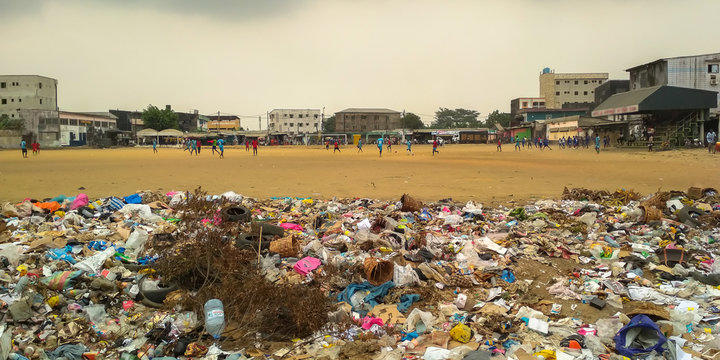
19,109,117,147
334,108,402,132
510,97,545,122
626,52,720,115
0,75,58,119
539,69,608,109
593,80,630,108
269,109,321,134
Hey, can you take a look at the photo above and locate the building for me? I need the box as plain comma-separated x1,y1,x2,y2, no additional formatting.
206,115,242,132
539,69,608,109
0,75,58,120
269,109,321,134
334,108,402,132
516,108,588,123
542,115,612,141
109,109,143,133
592,85,718,147
626,52,720,116
510,97,545,122
594,80,630,108
20,109,117,147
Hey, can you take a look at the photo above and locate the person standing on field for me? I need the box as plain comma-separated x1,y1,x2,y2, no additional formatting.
707,130,717,154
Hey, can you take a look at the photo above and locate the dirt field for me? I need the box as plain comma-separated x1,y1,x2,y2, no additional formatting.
0,144,718,204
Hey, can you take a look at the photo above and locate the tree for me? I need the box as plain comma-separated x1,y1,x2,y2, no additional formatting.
0,114,24,131
430,108,480,128
141,105,178,131
401,112,425,129
322,115,336,132
484,110,512,129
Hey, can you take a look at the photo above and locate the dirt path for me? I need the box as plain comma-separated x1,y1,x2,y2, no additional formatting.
0,145,717,203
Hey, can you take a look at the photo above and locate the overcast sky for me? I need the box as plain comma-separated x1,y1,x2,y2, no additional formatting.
2,0,719,129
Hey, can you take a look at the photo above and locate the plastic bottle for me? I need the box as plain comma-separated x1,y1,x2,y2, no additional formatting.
204,299,226,339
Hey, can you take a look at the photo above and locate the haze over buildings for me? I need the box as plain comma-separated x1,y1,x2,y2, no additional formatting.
1,0,719,129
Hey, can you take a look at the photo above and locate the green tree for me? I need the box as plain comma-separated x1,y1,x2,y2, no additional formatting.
0,114,24,130
401,112,425,129
322,115,336,132
430,108,480,128
141,105,178,131
484,110,512,129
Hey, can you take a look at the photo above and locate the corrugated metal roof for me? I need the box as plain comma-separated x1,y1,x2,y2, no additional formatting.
335,108,401,114
626,52,720,71
592,85,718,116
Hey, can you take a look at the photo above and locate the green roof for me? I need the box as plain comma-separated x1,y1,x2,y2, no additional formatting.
592,85,717,116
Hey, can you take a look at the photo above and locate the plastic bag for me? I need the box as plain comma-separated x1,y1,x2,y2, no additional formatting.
125,228,149,258
596,318,624,345
0,244,22,266
393,264,420,287
405,308,435,333
74,247,116,273
41,270,83,290
220,191,243,203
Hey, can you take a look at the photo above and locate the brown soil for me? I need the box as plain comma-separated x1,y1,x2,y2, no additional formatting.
1,145,717,203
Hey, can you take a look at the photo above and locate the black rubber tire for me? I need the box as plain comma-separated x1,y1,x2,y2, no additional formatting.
222,206,251,223
677,206,704,226
251,222,285,236
235,233,273,251
138,275,178,303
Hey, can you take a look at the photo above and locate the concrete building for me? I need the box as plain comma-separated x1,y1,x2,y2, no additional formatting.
0,75,58,119
510,97,545,121
269,109,321,134
206,115,242,132
594,80,630,108
19,109,117,147
539,69,608,109
334,108,402,132
626,52,720,116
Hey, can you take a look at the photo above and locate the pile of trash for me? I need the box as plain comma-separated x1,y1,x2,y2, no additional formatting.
2,186,720,360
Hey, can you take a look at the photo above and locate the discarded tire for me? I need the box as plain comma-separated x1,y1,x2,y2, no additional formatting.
251,221,285,237
222,206,250,223
235,233,273,251
677,206,704,226
138,275,178,304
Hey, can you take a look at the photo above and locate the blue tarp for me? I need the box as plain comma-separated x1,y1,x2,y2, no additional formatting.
336,281,395,315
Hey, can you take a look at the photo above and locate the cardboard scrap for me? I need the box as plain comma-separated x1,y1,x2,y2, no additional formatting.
368,304,406,325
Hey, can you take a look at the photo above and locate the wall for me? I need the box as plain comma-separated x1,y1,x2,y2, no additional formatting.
525,110,587,122
540,72,609,109
594,80,630,106
629,61,668,89
0,75,58,119
335,112,402,132
0,130,22,148
269,109,321,134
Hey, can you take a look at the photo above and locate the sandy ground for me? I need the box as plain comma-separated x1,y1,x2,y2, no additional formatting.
0,144,718,204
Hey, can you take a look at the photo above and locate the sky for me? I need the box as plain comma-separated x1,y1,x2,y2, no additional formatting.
2,0,720,129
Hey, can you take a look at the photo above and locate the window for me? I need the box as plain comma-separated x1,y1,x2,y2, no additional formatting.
70,119,78,125
709,64,720,73
574,80,578,85
18,98,21,103
289,114,293,118
564,80,569,84
314,114,318,118
555,81,560,85
0,82,5,88
283,114,287,117
1,99,5,104
289,123,294,127
39,82,42,89
574,91,579,95
11,114,14,118
584,91,588,95
40,99,43,104
598,80,603,84
584,80,588,84
555,91,560,96
564,91,570,94
61,119,69,125
305,123,309,126
284,123,287,126
10,99,13,102
298,114,303,118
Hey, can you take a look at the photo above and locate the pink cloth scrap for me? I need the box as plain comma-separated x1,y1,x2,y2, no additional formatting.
361,316,384,330
294,257,322,275
70,193,89,210
280,223,304,231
